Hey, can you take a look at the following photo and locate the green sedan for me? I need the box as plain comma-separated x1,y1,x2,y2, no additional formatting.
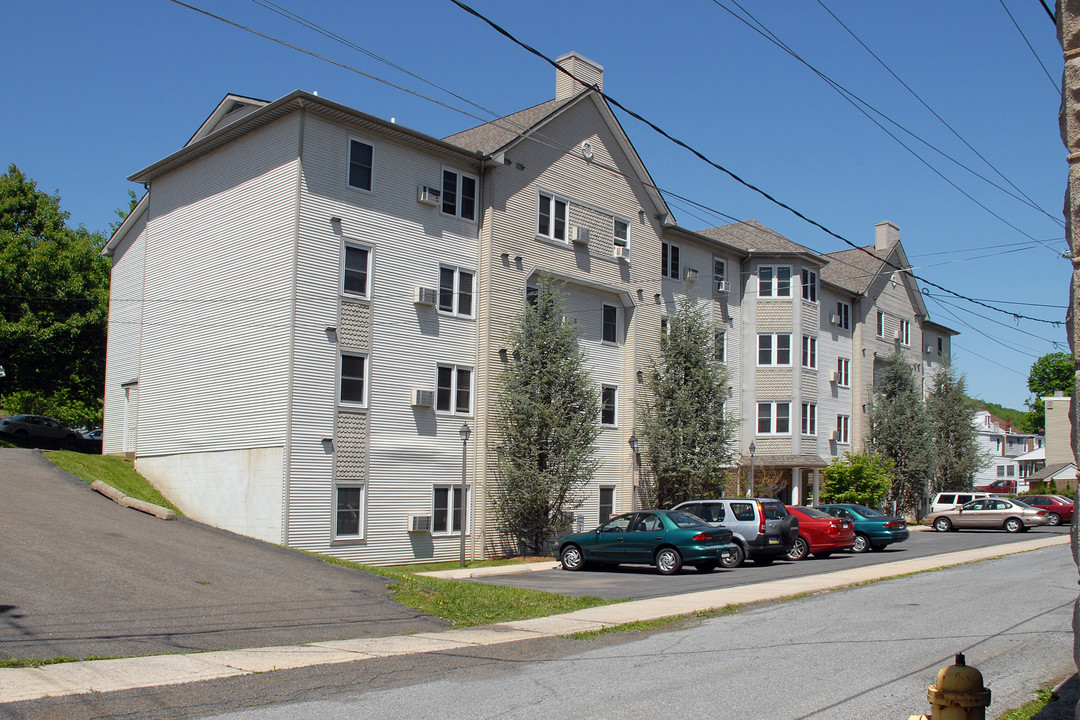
553,510,736,575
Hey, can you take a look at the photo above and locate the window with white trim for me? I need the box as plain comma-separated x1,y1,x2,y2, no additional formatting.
613,217,630,248
661,242,680,279
599,486,615,523
537,192,568,241
342,243,370,297
898,319,911,346
836,301,850,330
758,401,791,435
436,365,472,415
801,269,818,302
441,169,477,221
937,337,943,356
340,353,368,406
758,333,791,366
601,385,617,426
714,328,726,363
660,317,669,336
347,139,374,191
836,357,850,387
432,486,468,535
438,267,474,317
802,335,817,369
602,304,618,344
334,484,365,539
713,258,726,292
759,266,792,298
801,402,817,436
835,414,850,444
876,311,885,338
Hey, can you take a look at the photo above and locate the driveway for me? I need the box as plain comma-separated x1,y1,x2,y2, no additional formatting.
0,449,446,660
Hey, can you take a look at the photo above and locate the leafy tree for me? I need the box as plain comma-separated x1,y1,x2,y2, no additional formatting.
972,399,1027,433
1024,352,1074,433
492,275,599,554
637,300,735,508
0,165,111,427
926,364,988,493
866,349,936,516
820,452,894,506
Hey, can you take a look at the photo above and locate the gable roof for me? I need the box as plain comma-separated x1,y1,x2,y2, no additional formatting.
819,245,886,295
696,221,825,265
1027,461,1075,481
187,94,269,147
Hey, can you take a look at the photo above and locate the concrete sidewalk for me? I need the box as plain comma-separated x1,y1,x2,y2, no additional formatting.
0,534,1068,705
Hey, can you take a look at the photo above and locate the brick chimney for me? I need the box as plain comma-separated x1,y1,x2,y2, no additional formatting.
556,52,604,100
875,221,899,251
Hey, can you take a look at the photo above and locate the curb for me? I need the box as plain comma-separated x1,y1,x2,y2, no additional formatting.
90,480,176,520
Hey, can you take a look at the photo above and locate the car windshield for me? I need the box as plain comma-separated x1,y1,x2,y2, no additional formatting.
1053,496,1074,504
666,512,708,529
1009,499,1032,509
795,507,831,519
851,505,885,518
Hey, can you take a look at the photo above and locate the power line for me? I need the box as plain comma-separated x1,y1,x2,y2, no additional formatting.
924,292,1067,310
998,0,1060,93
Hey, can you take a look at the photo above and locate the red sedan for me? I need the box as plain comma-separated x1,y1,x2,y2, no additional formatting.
1016,495,1074,526
785,506,855,560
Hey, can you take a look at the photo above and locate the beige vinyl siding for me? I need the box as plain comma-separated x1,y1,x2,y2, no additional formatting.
818,287,854,457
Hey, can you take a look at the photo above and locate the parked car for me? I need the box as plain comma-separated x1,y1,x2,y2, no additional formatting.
928,492,992,517
1016,495,1073,526
924,497,1048,533
784,506,855,560
553,510,736,575
671,498,799,568
82,428,103,441
0,414,80,445
974,479,1023,494
814,504,910,552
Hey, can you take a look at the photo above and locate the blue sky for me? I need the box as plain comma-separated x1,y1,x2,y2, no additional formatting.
2,0,1067,410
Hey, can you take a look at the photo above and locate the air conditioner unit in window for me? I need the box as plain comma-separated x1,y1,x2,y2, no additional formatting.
830,371,840,384
417,185,440,206
412,388,434,407
829,313,840,325
714,280,730,294
926,345,934,354
828,430,839,441
407,514,432,533
570,226,590,244
414,286,437,306
613,245,631,261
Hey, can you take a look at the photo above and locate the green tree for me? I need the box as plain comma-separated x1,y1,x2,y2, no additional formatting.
1024,352,1074,433
638,300,735,507
0,165,111,427
926,364,987,493
492,275,599,554
820,452,894,506
866,349,936,516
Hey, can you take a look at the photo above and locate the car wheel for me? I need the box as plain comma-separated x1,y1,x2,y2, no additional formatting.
786,536,810,561
655,547,682,575
694,561,717,573
1048,513,1062,526
754,556,775,566
851,533,870,553
720,543,746,569
1004,518,1024,533
812,550,833,559
933,517,952,532
560,545,585,571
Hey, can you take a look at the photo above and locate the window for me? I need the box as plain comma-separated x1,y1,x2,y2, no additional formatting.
660,317,669,336
1006,465,1016,477
441,169,477,221
836,301,850,330
801,402,817,436
835,415,850,444
599,487,615,523
537,192,568,241
802,335,817,369
996,465,1005,477
433,486,468,534
342,244,370,297
713,328,726,363
602,304,618,344
348,139,373,191
335,485,364,538
438,267,474,316
758,402,791,435
340,353,367,406
526,285,538,308
937,337,943,356
436,365,472,414
713,258,726,292
876,311,885,338
759,266,791,298
801,269,818,302
758,333,791,366
836,357,850,387
661,242,680,279
898,319,911,346
613,218,629,247
601,385,617,426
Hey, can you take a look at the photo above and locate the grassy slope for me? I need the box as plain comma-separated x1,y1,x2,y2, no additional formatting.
45,451,181,513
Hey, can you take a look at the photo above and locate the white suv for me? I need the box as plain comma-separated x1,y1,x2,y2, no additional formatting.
928,492,992,517
671,498,799,568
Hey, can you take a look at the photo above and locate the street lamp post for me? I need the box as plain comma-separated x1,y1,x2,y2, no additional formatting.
748,441,756,498
459,422,471,568
628,435,639,511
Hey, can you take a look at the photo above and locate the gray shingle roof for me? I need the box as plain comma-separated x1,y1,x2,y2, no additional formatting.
1027,462,1076,481
820,245,888,295
697,221,818,256
443,97,574,155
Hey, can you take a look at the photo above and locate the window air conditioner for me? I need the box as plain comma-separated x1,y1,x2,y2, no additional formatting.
925,345,934,354
412,388,434,407
414,286,437,306
829,313,840,325
714,280,730,294
570,226,590,244
407,514,432,533
828,430,839,441
613,245,631,261
830,371,840,384
417,185,440,206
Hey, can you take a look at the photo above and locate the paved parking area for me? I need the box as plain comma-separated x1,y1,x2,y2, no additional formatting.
0,450,446,660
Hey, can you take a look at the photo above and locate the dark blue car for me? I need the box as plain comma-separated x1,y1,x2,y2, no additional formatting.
813,504,909,553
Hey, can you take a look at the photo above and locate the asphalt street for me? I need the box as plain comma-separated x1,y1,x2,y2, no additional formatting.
0,449,446,660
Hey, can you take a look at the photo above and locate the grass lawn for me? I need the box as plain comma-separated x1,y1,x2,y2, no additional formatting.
44,451,182,514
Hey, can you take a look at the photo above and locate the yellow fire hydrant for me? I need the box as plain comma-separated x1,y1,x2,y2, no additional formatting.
910,653,992,720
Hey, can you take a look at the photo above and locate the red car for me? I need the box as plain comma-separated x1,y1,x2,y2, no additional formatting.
785,506,855,560
1017,495,1074,526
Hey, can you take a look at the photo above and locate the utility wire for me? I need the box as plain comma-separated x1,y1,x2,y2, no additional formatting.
1040,0,1056,24
999,0,1061,93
